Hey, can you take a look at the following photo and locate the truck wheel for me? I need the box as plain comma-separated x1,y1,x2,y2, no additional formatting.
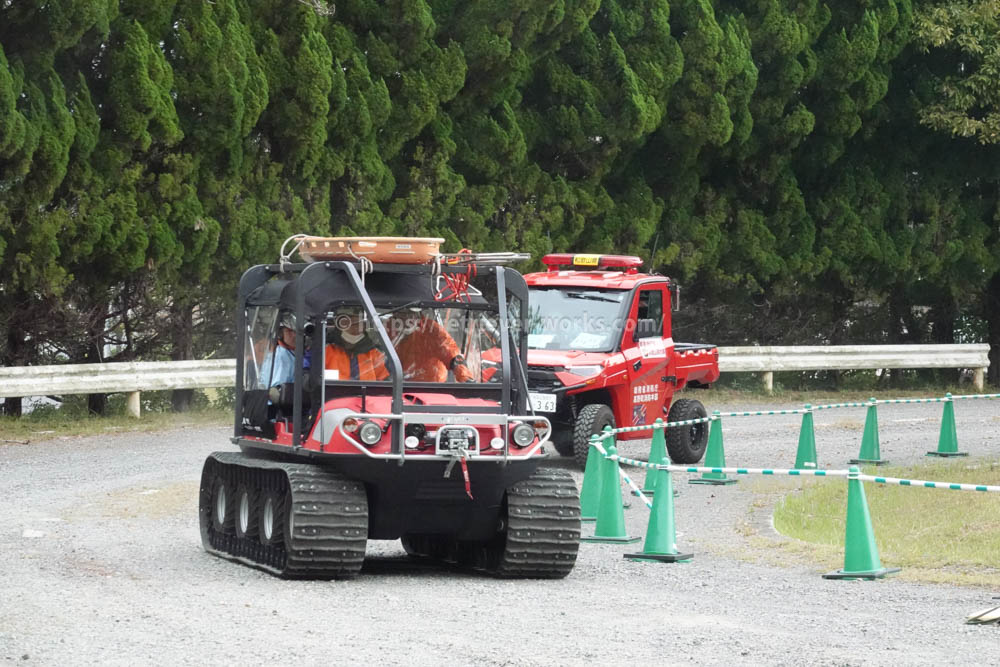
550,431,575,457
665,398,709,464
572,404,615,470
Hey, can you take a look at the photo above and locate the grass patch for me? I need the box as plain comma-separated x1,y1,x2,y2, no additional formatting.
773,458,1000,586
0,406,229,443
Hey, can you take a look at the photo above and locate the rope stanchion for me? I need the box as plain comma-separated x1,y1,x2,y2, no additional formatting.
581,443,640,544
689,412,736,485
850,398,887,466
579,435,604,522
927,393,968,458
642,418,669,496
823,466,900,580
794,404,818,470
625,465,692,563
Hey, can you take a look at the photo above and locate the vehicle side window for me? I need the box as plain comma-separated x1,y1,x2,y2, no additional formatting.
245,306,279,390
635,289,663,338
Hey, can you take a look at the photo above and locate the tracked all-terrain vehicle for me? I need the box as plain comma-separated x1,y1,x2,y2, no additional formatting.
199,236,581,579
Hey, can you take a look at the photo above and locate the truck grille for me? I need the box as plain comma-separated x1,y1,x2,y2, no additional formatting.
527,366,565,392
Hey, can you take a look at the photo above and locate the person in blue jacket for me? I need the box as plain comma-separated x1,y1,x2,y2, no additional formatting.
260,312,297,388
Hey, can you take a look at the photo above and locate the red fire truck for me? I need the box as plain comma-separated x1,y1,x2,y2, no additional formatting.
522,253,720,467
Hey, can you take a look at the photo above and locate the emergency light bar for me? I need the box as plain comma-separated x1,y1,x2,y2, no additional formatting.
541,253,644,272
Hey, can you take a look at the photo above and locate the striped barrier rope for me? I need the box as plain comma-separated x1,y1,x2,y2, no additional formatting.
607,453,1000,492
609,454,849,478
595,391,999,440
717,408,809,418
812,401,873,411
876,397,948,405
858,474,1000,493
951,393,1000,401
603,415,715,436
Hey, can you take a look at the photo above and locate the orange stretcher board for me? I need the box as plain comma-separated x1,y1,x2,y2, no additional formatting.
297,236,445,264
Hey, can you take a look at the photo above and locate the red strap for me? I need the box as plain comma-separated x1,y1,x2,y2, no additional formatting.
460,457,473,500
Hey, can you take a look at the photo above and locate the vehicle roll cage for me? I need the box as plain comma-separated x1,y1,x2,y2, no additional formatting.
234,260,532,453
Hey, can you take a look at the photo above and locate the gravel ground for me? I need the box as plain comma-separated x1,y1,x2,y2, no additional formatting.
2,398,1000,665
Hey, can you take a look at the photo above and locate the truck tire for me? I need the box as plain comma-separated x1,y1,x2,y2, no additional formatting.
665,398,709,464
550,431,575,457
572,404,615,470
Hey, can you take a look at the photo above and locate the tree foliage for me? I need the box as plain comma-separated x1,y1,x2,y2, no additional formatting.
2,0,1000,414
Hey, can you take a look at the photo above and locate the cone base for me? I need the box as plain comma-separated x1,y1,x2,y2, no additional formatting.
926,451,968,458
794,463,817,470
689,477,738,485
581,535,641,544
624,551,693,563
849,458,888,466
822,566,900,580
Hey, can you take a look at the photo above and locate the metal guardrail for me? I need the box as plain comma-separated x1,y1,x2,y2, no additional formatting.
0,359,236,417
0,344,990,417
717,343,990,392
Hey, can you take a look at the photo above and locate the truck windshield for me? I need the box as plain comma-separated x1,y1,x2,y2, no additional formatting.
526,288,626,351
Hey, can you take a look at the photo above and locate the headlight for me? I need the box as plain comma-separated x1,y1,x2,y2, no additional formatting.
511,423,535,447
404,435,420,449
342,417,360,433
566,365,602,378
358,421,383,446
489,437,505,450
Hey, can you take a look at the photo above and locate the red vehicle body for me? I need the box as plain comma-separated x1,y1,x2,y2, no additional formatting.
521,253,720,467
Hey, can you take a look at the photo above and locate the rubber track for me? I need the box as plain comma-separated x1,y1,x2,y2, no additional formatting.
493,467,581,579
200,451,368,579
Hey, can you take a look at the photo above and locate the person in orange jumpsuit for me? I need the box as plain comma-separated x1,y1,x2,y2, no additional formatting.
324,307,389,381
392,310,475,383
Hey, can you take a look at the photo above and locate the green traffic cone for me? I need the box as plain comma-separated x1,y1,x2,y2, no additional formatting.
604,425,631,509
823,466,900,580
795,405,818,470
625,464,693,563
690,412,737,485
582,444,640,544
850,398,887,466
580,435,604,522
642,419,668,495
927,393,968,457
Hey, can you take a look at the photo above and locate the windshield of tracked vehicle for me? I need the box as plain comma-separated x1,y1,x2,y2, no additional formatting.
323,305,502,384
526,287,626,351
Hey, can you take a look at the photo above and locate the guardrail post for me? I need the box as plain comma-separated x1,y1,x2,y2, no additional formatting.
126,391,141,418
762,371,773,394
974,368,985,392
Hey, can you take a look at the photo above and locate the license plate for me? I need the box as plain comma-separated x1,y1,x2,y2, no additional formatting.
530,392,557,413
